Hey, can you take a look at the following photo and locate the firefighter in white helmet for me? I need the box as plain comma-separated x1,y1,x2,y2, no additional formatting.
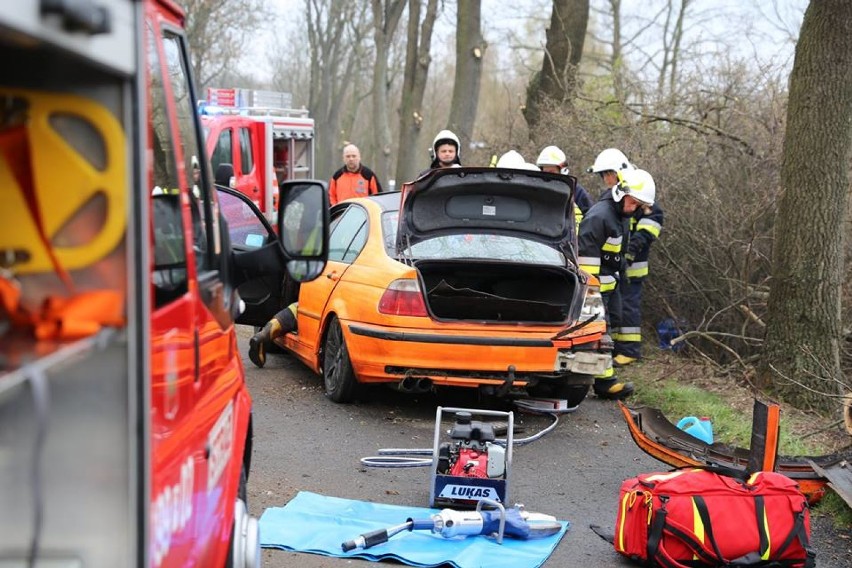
615,167,664,367
536,145,593,232
587,147,633,198
420,129,462,175
577,168,655,399
495,150,538,170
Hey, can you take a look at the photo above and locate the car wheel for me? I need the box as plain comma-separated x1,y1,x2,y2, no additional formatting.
322,316,358,403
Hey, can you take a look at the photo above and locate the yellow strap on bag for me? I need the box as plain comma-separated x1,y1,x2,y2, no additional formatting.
0,87,126,275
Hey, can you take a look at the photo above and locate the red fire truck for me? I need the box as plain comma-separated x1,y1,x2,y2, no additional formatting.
0,1,328,566
200,88,315,222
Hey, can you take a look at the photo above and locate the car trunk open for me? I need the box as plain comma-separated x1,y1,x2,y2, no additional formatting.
417,259,580,323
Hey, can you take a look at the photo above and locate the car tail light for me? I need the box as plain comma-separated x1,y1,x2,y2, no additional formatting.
580,283,606,322
378,279,428,316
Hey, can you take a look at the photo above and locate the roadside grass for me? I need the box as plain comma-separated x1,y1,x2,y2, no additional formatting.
626,349,852,527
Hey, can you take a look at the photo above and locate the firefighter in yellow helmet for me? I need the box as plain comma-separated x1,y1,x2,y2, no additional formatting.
577,168,655,399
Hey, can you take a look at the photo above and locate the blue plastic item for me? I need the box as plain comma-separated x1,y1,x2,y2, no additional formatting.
656,318,685,351
676,416,714,444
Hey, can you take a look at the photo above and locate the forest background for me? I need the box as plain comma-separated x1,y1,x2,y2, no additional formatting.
181,0,852,421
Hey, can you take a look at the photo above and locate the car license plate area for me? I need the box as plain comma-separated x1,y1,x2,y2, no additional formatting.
554,350,609,375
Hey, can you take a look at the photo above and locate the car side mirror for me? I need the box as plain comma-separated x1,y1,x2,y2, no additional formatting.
278,180,329,282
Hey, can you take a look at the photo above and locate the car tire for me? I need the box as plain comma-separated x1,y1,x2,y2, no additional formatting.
322,316,358,403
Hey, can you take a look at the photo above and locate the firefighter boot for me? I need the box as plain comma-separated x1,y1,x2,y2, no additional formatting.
248,319,281,368
613,354,638,367
593,377,635,400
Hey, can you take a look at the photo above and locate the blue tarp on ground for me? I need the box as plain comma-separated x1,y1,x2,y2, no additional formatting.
259,491,570,568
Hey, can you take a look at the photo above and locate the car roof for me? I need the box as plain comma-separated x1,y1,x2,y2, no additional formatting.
364,190,402,212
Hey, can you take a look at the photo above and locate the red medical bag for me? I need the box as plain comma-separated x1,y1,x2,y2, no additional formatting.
613,468,814,567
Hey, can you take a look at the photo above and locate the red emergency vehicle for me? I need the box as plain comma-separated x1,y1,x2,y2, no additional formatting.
200,88,315,222
0,1,328,567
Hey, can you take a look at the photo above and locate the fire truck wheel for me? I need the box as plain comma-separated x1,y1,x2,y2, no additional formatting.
322,316,358,403
226,468,260,568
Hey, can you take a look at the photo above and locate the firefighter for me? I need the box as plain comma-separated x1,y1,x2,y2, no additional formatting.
586,147,633,197
616,183,664,367
587,148,664,366
495,149,538,170
328,143,382,205
578,168,655,399
248,303,298,368
420,130,462,175
536,145,593,231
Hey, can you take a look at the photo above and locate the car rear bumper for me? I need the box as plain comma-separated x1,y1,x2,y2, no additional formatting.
346,322,610,385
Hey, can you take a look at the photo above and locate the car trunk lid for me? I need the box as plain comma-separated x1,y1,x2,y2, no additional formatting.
395,167,577,260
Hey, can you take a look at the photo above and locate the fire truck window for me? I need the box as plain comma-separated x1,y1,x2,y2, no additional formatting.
212,129,232,174
147,27,188,307
239,127,254,173
161,32,210,275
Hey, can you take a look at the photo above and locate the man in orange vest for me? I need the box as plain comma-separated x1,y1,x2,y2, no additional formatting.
328,144,382,205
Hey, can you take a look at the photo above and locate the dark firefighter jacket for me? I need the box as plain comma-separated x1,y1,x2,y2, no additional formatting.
625,202,664,280
571,183,594,233
578,190,630,293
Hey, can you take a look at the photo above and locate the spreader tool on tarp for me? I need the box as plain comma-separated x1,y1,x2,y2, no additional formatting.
341,499,561,552
260,491,569,568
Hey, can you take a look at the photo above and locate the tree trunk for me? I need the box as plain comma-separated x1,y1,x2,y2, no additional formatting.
758,0,852,412
306,0,368,178
395,0,440,186
609,0,624,102
447,0,486,154
523,0,589,140
657,0,691,99
370,0,406,184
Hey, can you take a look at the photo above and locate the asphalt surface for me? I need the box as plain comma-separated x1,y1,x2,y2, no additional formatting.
236,326,852,567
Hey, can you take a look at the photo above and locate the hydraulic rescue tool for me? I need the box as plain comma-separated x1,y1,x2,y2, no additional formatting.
341,499,562,552
430,407,513,508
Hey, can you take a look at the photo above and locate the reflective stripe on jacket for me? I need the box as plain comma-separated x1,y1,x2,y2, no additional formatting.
578,191,629,293
625,202,664,279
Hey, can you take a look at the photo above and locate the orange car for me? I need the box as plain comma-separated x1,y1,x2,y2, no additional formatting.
231,167,611,407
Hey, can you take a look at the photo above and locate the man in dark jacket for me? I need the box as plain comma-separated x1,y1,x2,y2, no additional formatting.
578,168,656,399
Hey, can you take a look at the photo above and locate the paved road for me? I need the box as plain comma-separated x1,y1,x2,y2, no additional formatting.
236,326,851,567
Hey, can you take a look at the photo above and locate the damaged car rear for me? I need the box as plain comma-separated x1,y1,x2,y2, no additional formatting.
242,167,613,406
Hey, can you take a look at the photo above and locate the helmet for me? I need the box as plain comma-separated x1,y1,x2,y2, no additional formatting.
536,145,567,168
612,168,655,206
495,150,538,170
432,129,460,156
587,148,633,173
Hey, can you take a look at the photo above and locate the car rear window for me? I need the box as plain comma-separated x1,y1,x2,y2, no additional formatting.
381,210,564,265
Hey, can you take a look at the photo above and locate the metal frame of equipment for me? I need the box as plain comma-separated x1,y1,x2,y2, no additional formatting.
429,406,514,509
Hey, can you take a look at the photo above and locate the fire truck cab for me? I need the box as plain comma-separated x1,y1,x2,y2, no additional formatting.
200,88,315,223
0,1,328,567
